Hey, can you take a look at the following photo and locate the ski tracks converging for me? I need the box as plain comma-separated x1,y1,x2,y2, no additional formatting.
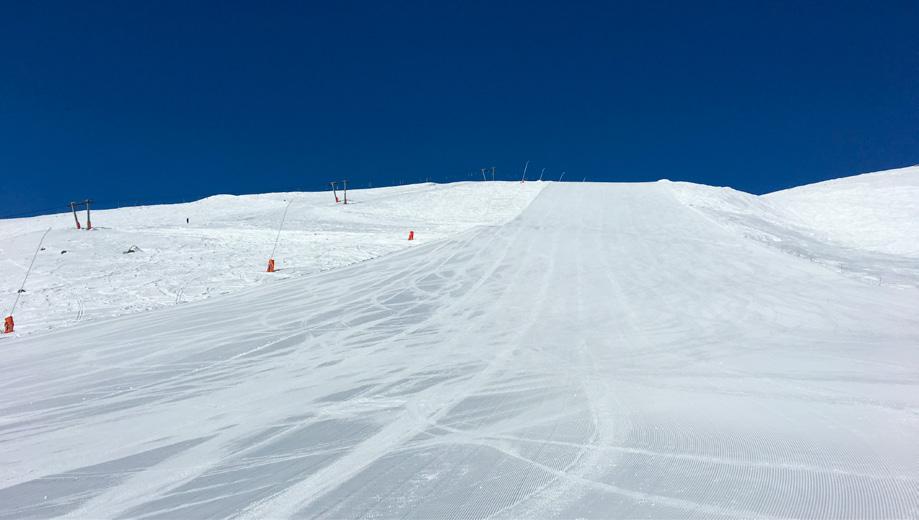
1,182,918,518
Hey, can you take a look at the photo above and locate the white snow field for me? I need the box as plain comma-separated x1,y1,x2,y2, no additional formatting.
2,169,919,518
0,182,545,335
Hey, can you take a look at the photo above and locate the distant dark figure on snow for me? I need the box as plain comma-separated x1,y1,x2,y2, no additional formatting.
186,217,189,224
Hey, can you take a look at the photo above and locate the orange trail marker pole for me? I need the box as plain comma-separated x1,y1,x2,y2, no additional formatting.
408,230,414,241
5,227,51,334
267,201,292,273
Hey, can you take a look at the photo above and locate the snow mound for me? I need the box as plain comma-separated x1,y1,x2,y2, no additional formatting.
666,167,919,287
765,165,919,257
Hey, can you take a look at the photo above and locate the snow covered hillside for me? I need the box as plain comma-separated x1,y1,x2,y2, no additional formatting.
765,165,919,256
669,165,919,288
1,171,918,518
0,182,545,335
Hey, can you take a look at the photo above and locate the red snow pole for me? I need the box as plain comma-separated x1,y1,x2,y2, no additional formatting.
70,202,81,229
408,230,414,241
84,199,93,230
267,258,276,273
3,316,12,334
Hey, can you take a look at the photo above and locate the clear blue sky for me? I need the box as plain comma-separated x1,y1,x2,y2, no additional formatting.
2,0,918,217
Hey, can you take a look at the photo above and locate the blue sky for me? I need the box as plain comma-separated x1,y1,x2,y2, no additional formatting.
2,0,918,217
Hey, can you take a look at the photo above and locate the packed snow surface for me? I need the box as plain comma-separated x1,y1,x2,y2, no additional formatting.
1,171,918,518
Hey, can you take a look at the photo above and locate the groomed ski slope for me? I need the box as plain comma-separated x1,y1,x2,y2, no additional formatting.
2,171,919,518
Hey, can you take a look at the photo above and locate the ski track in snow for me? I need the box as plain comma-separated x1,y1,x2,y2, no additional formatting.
1,174,919,518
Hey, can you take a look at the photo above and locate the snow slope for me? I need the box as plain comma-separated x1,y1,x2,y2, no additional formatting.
0,182,545,335
669,165,919,288
1,175,918,518
765,165,919,257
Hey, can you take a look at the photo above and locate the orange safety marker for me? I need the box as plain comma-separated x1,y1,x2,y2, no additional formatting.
3,316,13,334
408,230,414,241
267,259,276,273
